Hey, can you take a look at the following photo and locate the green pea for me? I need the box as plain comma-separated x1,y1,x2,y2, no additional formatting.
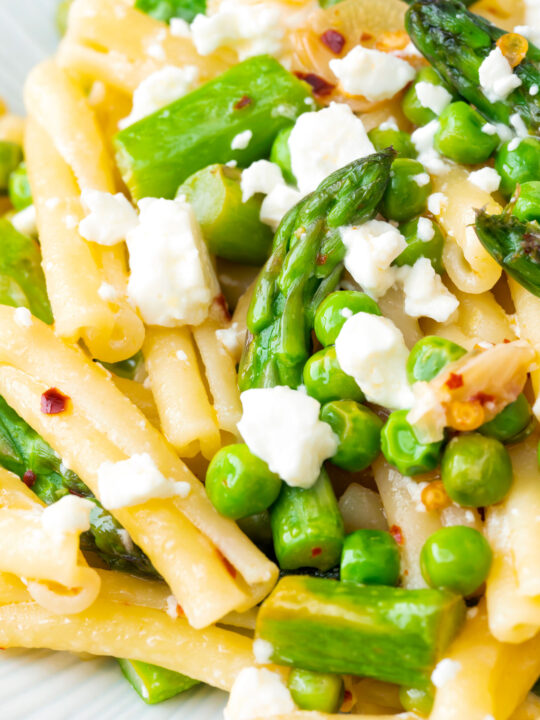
434,102,498,165
270,125,296,185
379,158,432,223
314,290,381,347
495,137,540,198
381,410,444,476
288,669,344,713
441,434,513,507
406,336,467,384
399,686,434,717
368,127,417,159
479,393,532,443
320,400,382,472
0,141,23,193
8,162,32,211
303,346,364,404
340,529,400,586
420,525,493,596
512,180,540,223
205,443,282,519
402,67,455,127
394,215,444,274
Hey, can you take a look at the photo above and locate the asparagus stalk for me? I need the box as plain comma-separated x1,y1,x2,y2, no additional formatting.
102,350,144,381
117,659,199,704
134,0,206,23
0,141,22,191
406,0,540,132
115,56,312,200
256,576,466,688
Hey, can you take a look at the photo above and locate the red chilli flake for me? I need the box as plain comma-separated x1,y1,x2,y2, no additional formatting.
213,293,232,322
445,373,464,390
320,29,346,55
311,547,322,557
390,524,404,545
316,254,328,266
294,72,335,97
234,95,252,110
470,391,495,406
22,470,36,488
40,388,69,415
218,551,238,579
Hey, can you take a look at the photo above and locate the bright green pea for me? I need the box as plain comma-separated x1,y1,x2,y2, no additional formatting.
8,162,32,211
479,393,532,443
340,529,400,586
205,443,281,519
303,346,364,404
441,434,513,507
495,137,540,198
406,336,467,384
368,127,417,159
381,410,444,476
0,141,23,192
399,686,434,717
288,669,344,713
434,102,498,165
402,67,454,127
394,215,445,273
379,158,432,223
420,525,493,596
512,180,540,223
314,290,381,347
320,400,382,472
270,125,296,185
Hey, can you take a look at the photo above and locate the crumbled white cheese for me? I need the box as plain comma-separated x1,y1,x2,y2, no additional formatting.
508,137,521,152
126,198,219,327
169,17,192,37
411,120,448,175
14,307,32,327
427,192,447,215
231,129,253,150
119,65,199,129
176,349,188,362
12,204,37,237
63,214,78,230
413,172,430,187
166,595,181,619
514,24,540,46
341,219,406,298
260,184,302,230
216,322,246,360
482,122,498,135
97,282,119,302
224,667,296,720
431,659,462,689
41,495,94,535
510,112,529,139
79,190,138,246
253,639,274,664
237,387,338,489
329,46,415,101
288,103,374,194
97,453,190,510
378,118,399,131
415,81,452,115
479,47,522,102
397,258,459,322
531,84,539,96
525,0,540,28
335,312,413,410
468,167,501,193
341,307,353,319
466,606,479,619
241,160,284,202
417,217,435,242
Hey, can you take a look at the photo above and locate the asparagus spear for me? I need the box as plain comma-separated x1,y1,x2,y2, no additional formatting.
102,350,144,381
117,659,199,704
406,0,540,132
0,141,22,191
239,150,394,390
134,0,206,23
256,576,466,688
115,56,312,200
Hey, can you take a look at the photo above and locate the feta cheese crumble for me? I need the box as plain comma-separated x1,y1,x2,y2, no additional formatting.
413,172,430,187
12,204,37,237
216,322,246,360
97,282,119,302
14,307,32,327
260,184,303,229
237,387,338,488
431,658,461,688
79,190,138,246
241,160,284,202
335,312,414,410
253,638,274,664
329,46,415,101
427,192,447,215
397,258,459,322
97,453,190,510
231,129,253,150
479,47,522,102
41,495,94,535
415,81,452,115
224,667,296,720
411,120,448,175
417,217,435,242
468,167,501,193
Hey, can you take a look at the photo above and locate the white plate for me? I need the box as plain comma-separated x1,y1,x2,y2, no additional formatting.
0,1,227,717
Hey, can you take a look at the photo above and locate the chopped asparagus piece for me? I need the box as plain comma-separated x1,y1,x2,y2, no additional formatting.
134,0,206,23
0,141,22,191
118,659,199,704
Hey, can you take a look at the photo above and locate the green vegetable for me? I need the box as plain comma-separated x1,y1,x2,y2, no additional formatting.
314,290,381,347
288,669,344,713
368,127,417,159
256,575,466,688
239,151,393,390
479,392,532,442
0,141,22,192
441,433,513,507
402,66,455,127
399,686,434,716
496,138,540,197
115,56,312,200
380,158,431,223
395,216,444,273
56,0,74,35
318,0,344,7
117,659,199,704
102,351,144,381
134,0,206,24
0,218,53,324
178,164,273,265
205,443,282,519
405,0,540,132
434,101,498,165
270,125,296,185
270,468,345,571
340,529,400,586
512,180,540,223
303,346,364,404
381,410,444,476
475,209,540,299
320,400,382,472
8,162,32,211
406,336,467,384
420,526,493,596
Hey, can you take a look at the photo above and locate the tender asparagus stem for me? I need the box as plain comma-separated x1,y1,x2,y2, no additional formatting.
117,659,199,704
